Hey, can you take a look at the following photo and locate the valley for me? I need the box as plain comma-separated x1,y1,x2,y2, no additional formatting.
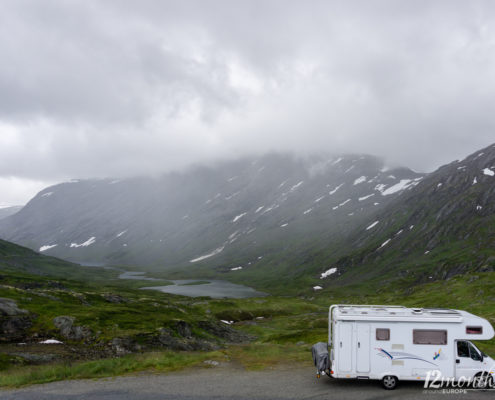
0,145,494,388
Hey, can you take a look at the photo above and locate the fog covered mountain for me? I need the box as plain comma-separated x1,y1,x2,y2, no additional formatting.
318,143,495,289
0,205,22,221
0,153,422,268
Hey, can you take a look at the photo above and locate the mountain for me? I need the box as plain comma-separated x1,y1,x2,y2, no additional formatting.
0,153,422,269
0,237,77,277
0,205,22,220
317,143,495,291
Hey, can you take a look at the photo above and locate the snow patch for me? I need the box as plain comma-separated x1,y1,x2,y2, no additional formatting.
329,183,343,195
70,237,96,248
314,195,325,203
116,230,128,238
409,225,414,230
190,246,225,263
41,192,53,197
232,212,247,223
483,168,494,176
374,183,387,193
280,223,288,227
313,286,323,291
230,267,242,271
359,193,375,201
353,176,367,185
366,221,379,230
380,239,391,248
261,204,279,214
320,268,337,279
303,208,313,215
381,179,413,195
289,181,304,192
255,206,264,213
473,177,477,185
476,205,482,210
39,244,57,252
437,183,442,187
39,339,63,344
332,157,343,165
220,320,233,325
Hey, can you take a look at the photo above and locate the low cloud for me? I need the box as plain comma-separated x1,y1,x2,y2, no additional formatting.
1,0,495,203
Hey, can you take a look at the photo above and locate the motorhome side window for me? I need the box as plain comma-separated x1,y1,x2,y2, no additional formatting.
376,328,390,341
457,341,469,357
412,329,447,345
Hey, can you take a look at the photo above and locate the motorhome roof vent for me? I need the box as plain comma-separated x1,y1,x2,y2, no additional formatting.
428,309,460,315
412,308,423,314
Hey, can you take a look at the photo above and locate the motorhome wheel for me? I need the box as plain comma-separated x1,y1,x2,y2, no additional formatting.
382,375,398,390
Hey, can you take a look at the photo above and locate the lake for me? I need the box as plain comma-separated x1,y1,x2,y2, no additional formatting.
141,279,267,299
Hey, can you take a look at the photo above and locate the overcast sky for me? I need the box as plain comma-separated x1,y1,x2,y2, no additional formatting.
1,0,495,205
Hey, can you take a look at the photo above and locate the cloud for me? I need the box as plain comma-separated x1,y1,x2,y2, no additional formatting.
1,0,495,203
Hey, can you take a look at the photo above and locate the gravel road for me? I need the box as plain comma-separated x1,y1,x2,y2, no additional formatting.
0,364,492,399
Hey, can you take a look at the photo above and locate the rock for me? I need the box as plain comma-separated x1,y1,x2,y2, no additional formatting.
102,293,128,303
53,316,92,341
0,316,32,342
203,360,220,366
0,298,32,342
0,298,28,316
157,328,188,350
175,320,192,338
110,337,140,355
9,352,57,363
197,320,252,343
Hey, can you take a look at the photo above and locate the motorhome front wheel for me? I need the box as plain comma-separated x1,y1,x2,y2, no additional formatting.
382,375,398,390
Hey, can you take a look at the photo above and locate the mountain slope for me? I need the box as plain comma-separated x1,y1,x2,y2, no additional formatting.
317,143,495,290
0,153,422,268
0,238,78,277
0,206,22,221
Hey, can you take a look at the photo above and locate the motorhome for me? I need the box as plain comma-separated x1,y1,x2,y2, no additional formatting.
313,304,495,389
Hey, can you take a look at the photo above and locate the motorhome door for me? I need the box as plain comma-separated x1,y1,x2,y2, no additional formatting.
338,322,353,372
356,323,370,373
455,340,484,380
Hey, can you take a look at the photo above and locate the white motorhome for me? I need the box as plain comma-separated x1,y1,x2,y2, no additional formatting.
327,304,495,389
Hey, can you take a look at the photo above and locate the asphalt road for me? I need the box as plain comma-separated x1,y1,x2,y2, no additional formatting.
0,365,492,400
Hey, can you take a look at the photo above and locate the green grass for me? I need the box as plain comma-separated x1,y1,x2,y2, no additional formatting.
1,259,494,388
0,350,224,387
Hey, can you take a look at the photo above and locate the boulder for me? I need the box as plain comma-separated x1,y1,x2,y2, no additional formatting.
0,298,31,342
53,316,92,341
0,298,27,316
0,316,32,341
175,320,192,338
110,337,141,355
102,293,128,303
197,320,252,343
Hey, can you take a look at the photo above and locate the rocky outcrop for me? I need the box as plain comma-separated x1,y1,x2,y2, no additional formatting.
102,293,128,303
197,320,252,343
53,316,92,341
0,298,27,316
0,298,32,342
